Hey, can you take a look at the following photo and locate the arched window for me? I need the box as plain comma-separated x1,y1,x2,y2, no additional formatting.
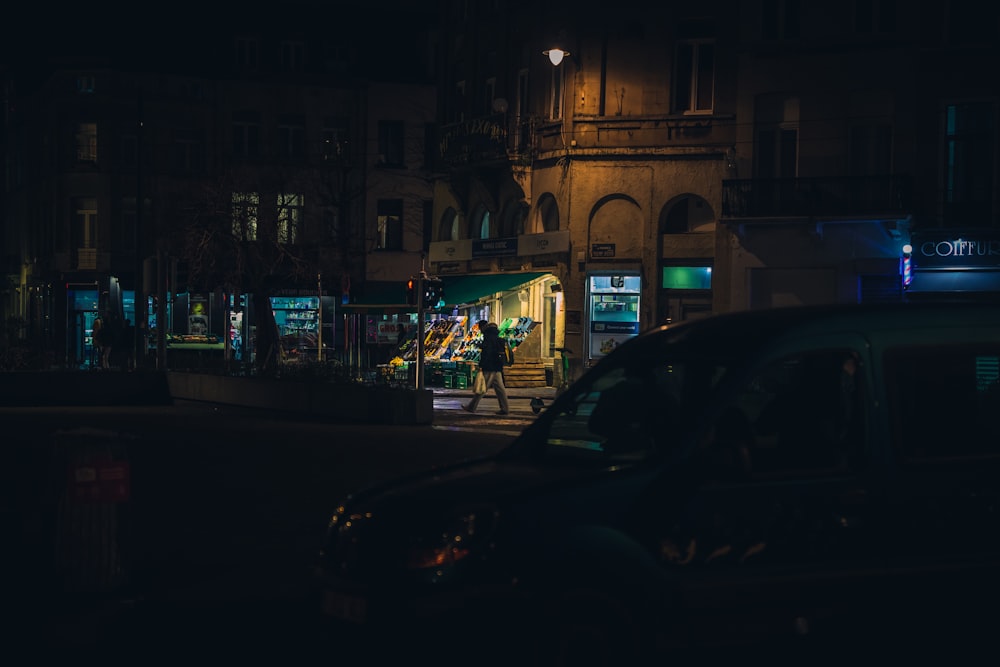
471,204,491,239
499,202,529,237
661,194,715,234
535,193,560,233
439,207,460,241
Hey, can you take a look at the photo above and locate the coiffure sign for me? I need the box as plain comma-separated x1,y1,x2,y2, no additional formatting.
912,232,1000,270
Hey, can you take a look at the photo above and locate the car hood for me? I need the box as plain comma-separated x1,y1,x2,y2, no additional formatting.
340,453,641,516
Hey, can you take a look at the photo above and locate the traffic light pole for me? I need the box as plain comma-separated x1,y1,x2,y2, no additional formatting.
415,271,425,389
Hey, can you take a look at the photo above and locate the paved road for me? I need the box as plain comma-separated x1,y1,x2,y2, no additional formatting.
4,401,535,661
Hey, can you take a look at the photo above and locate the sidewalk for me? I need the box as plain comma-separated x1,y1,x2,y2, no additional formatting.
429,384,558,420
430,385,558,400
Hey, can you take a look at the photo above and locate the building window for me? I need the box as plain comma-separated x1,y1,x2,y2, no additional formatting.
232,112,261,158
377,120,404,167
754,95,800,178
279,40,305,71
662,265,713,290
172,131,204,173
75,198,98,249
322,116,351,163
854,0,896,34
119,198,137,253
323,207,340,242
472,204,492,239
277,193,304,244
235,37,259,68
325,44,352,72
850,121,892,177
439,208,461,241
942,102,994,226
674,40,714,113
376,199,403,250
232,192,259,241
76,123,97,162
76,74,95,93
761,0,800,40
548,66,563,120
120,134,137,170
277,114,305,159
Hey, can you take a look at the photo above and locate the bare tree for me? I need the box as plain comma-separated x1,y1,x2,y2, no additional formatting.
164,168,322,372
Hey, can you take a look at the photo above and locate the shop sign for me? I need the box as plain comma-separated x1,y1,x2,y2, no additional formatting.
69,460,130,503
472,237,518,258
591,321,640,335
591,243,616,258
377,321,402,343
912,232,1000,270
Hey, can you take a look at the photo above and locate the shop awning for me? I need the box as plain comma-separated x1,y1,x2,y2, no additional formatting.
442,272,548,306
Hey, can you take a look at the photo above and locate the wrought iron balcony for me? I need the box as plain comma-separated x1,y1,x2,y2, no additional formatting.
437,113,510,167
721,175,912,219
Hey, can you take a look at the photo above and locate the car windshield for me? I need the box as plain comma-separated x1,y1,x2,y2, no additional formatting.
502,332,737,464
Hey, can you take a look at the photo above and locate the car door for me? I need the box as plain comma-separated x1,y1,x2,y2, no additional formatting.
879,338,1000,633
652,336,882,644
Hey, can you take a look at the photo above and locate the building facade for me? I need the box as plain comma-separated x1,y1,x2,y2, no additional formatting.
427,0,1000,383
0,3,438,370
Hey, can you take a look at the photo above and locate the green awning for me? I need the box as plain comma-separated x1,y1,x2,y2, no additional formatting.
442,272,548,306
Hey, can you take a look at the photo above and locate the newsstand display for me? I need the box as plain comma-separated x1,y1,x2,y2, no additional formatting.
387,316,539,387
452,316,536,362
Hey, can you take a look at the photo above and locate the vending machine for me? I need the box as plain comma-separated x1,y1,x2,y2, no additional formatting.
587,273,641,362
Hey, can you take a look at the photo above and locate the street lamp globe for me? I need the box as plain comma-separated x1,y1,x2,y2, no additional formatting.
544,48,569,66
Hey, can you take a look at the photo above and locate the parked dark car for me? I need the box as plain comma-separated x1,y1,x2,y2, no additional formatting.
315,302,1000,664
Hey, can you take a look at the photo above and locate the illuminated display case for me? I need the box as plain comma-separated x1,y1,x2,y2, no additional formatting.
588,274,641,359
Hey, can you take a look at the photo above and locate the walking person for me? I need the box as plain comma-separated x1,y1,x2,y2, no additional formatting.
98,313,115,369
463,322,512,415
91,314,104,369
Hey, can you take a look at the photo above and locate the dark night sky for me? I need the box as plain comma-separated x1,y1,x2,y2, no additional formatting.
2,1,436,78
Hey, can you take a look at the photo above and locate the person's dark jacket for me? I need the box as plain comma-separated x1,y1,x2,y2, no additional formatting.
479,327,511,372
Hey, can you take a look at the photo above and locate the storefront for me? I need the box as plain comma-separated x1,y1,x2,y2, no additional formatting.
586,272,642,363
270,294,337,363
65,284,102,369
904,231,1000,300
342,271,557,385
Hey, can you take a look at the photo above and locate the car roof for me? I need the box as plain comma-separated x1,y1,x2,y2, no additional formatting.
625,301,1000,361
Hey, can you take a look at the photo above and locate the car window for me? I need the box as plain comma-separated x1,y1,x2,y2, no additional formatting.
886,344,1000,461
702,348,865,477
531,348,728,462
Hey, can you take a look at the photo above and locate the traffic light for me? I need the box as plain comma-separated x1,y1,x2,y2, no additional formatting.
406,277,416,306
423,278,445,310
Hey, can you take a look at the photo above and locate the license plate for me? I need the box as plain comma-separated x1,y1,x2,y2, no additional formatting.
322,590,368,624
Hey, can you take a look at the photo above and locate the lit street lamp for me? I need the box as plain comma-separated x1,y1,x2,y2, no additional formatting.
543,48,569,66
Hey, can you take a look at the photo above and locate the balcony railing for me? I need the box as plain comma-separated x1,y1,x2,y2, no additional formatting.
437,114,510,167
722,175,912,219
